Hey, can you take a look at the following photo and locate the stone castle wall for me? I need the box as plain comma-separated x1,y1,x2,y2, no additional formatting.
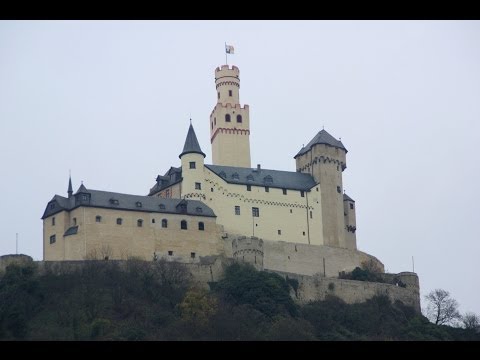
271,270,421,313
0,254,34,273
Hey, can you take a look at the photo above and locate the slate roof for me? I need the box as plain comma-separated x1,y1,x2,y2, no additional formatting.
64,226,78,236
205,164,317,191
148,167,183,196
295,129,347,158
42,185,215,219
343,193,355,202
179,124,206,158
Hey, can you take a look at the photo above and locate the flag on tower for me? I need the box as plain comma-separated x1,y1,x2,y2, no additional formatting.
225,44,235,54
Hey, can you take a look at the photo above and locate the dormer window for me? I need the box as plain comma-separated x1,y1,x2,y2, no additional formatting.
49,203,55,210
159,204,166,210
82,194,88,201
232,173,239,180
136,201,142,208
247,174,254,182
110,199,119,205
196,207,203,213
263,175,273,184
219,171,227,179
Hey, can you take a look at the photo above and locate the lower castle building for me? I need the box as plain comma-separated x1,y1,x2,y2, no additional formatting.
41,63,420,310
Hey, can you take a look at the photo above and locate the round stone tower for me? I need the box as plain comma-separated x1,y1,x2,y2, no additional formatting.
232,236,264,270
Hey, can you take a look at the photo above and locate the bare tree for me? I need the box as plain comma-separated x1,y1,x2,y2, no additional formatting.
100,244,113,260
462,312,480,332
425,289,461,325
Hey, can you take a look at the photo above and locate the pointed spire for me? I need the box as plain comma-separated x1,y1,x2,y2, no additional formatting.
179,123,206,158
68,172,73,198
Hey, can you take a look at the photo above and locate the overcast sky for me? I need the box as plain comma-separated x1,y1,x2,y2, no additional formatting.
1,20,479,317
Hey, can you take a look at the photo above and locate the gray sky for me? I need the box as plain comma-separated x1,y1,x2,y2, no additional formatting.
1,20,479,316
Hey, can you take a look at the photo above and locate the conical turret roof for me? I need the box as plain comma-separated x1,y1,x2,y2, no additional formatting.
179,123,206,158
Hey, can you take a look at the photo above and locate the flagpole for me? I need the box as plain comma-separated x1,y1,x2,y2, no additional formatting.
225,42,227,65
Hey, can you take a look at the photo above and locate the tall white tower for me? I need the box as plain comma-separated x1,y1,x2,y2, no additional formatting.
210,65,251,168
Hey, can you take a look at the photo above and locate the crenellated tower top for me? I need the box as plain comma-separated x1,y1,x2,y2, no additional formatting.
215,65,241,105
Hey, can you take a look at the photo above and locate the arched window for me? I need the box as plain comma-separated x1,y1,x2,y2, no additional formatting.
137,219,143,227
198,222,205,231
96,215,101,223
116,218,122,225
225,114,231,122
181,220,187,230
237,115,242,123
161,219,168,228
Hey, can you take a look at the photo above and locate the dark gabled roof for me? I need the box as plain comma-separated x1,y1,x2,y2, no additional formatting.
343,193,355,202
64,226,78,236
42,187,216,219
148,167,183,196
205,164,317,191
179,124,206,158
294,129,347,158
75,184,88,194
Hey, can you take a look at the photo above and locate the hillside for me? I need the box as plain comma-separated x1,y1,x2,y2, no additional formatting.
0,261,477,341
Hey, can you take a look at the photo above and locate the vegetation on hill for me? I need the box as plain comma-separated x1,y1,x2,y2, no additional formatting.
0,261,478,341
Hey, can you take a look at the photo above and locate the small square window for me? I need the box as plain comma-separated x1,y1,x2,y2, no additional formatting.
265,186,269,192
316,187,319,192
252,207,259,217
198,222,205,231
96,216,101,223
235,206,240,215
190,161,196,169
301,191,305,197
303,231,306,236
137,219,143,227
247,185,251,191
152,218,155,223
282,189,287,195
211,188,214,192
290,209,293,213
278,230,281,235
168,251,173,256
229,90,232,96
191,252,196,259
337,186,341,193
73,218,77,226
195,182,201,190
49,235,56,244
117,218,122,225
350,203,354,210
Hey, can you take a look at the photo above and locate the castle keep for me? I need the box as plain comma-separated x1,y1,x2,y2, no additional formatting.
41,63,420,311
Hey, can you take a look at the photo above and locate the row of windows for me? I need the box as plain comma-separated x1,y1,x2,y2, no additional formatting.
245,186,304,197
114,217,205,231
211,114,243,129
233,206,260,217
163,250,196,259
233,206,313,219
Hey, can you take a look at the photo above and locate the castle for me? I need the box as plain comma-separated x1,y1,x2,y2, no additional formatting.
40,63,420,310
